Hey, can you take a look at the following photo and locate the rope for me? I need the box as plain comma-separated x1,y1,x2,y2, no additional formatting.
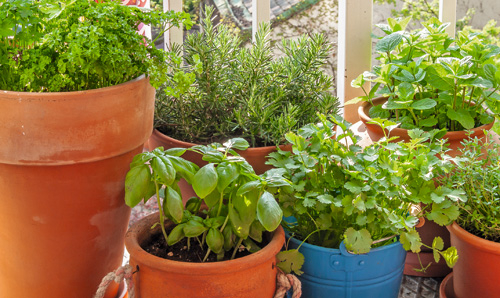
274,269,302,298
94,265,136,298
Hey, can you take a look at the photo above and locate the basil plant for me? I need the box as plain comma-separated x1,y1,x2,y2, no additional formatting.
269,114,466,274
348,17,500,132
124,138,290,262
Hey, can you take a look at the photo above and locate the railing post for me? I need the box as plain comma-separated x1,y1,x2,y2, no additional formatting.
252,0,270,41
439,0,457,37
164,0,184,49
337,0,373,123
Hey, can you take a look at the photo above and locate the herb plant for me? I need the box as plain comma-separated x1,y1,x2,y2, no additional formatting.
0,0,192,92
154,7,338,147
267,114,464,273
348,17,500,132
124,138,290,261
441,137,500,242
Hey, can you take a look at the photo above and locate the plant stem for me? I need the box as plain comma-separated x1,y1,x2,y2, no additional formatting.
231,237,244,260
155,182,169,244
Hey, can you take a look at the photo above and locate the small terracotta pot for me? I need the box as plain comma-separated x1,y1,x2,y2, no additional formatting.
0,76,154,298
448,222,500,297
359,97,494,157
125,212,285,298
148,129,292,199
404,220,452,277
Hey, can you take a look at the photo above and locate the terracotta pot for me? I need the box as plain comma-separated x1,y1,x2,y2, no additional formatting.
148,129,292,199
125,212,285,298
404,220,452,277
359,97,494,157
0,76,155,298
448,222,500,297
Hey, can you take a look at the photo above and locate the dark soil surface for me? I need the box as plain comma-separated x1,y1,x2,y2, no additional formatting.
142,229,269,263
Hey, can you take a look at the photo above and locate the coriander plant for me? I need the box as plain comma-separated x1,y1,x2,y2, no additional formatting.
441,137,500,242
268,114,464,274
348,17,500,132
0,0,192,92
124,138,290,261
154,6,338,147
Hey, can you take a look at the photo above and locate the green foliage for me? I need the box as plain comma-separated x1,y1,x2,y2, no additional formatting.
441,137,500,242
0,0,192,91
154,7,339,147
374,0,475,30
348,17,500,132
268,114,465,274
125,138,290,262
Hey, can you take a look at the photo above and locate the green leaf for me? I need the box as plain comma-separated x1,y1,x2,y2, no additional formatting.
420,117,438,127
204,189,222,208
216,163,239,192
206,228,224,254
236,180,261,196
164,147,187,157
396,82,415,100
344,228,372,254
375,32,403,53
412,98,437,110
183,220,207,237
400,230,422,253
432,236,444,263
256,191,282,231
124,164,155,208
165,186,184,224
426,65,454,91
277,249,304,275
192,163,218,198
441,246,458,268
223,138,249,150
167,224,185,246
447,109,475,130
152,156,175,185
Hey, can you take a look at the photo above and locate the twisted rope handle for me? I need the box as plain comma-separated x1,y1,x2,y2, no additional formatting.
94,264,136,298
274,269,302,298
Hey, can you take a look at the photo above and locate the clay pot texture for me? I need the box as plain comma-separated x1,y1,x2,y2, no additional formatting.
448,222,500,297
125,212,285,298
0,76,155,298
359,97,494,157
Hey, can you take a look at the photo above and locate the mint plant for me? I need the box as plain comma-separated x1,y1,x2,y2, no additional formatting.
154,6,338,147
268,114,464,274
124,138,290,261
0,0,192,92
441,137,500,242
348,17,500,132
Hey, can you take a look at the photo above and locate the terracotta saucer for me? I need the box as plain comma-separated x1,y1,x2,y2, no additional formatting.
439,272,455,298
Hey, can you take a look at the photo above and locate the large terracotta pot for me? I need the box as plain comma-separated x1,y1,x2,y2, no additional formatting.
359,97,494,157
125,212,285,298
148,129,292,199
0,76,155,298
448,222,500,297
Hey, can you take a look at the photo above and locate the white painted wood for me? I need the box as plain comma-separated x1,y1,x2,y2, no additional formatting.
337,0,373,123
164,0,184,50
439,0,457,37
252,0,270,42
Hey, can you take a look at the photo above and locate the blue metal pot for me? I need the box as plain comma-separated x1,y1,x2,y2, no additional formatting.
287,235,406,298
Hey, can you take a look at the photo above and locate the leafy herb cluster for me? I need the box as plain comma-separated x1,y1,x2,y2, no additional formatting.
155,7,338,147
0,0,192,92
268,115,463,273
442,137,500,242
348,17,500,132
124,138,290,261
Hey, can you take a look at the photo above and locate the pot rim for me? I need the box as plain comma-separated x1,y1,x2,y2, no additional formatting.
358,96,494,140
125,212,285,274
151,128,292,151
0,74,147,96
447,221,500,254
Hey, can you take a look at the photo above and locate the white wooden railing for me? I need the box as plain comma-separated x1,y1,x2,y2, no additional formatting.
156,0,458,122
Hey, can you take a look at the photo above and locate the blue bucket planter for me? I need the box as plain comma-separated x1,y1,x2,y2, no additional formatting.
287,235,406,298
